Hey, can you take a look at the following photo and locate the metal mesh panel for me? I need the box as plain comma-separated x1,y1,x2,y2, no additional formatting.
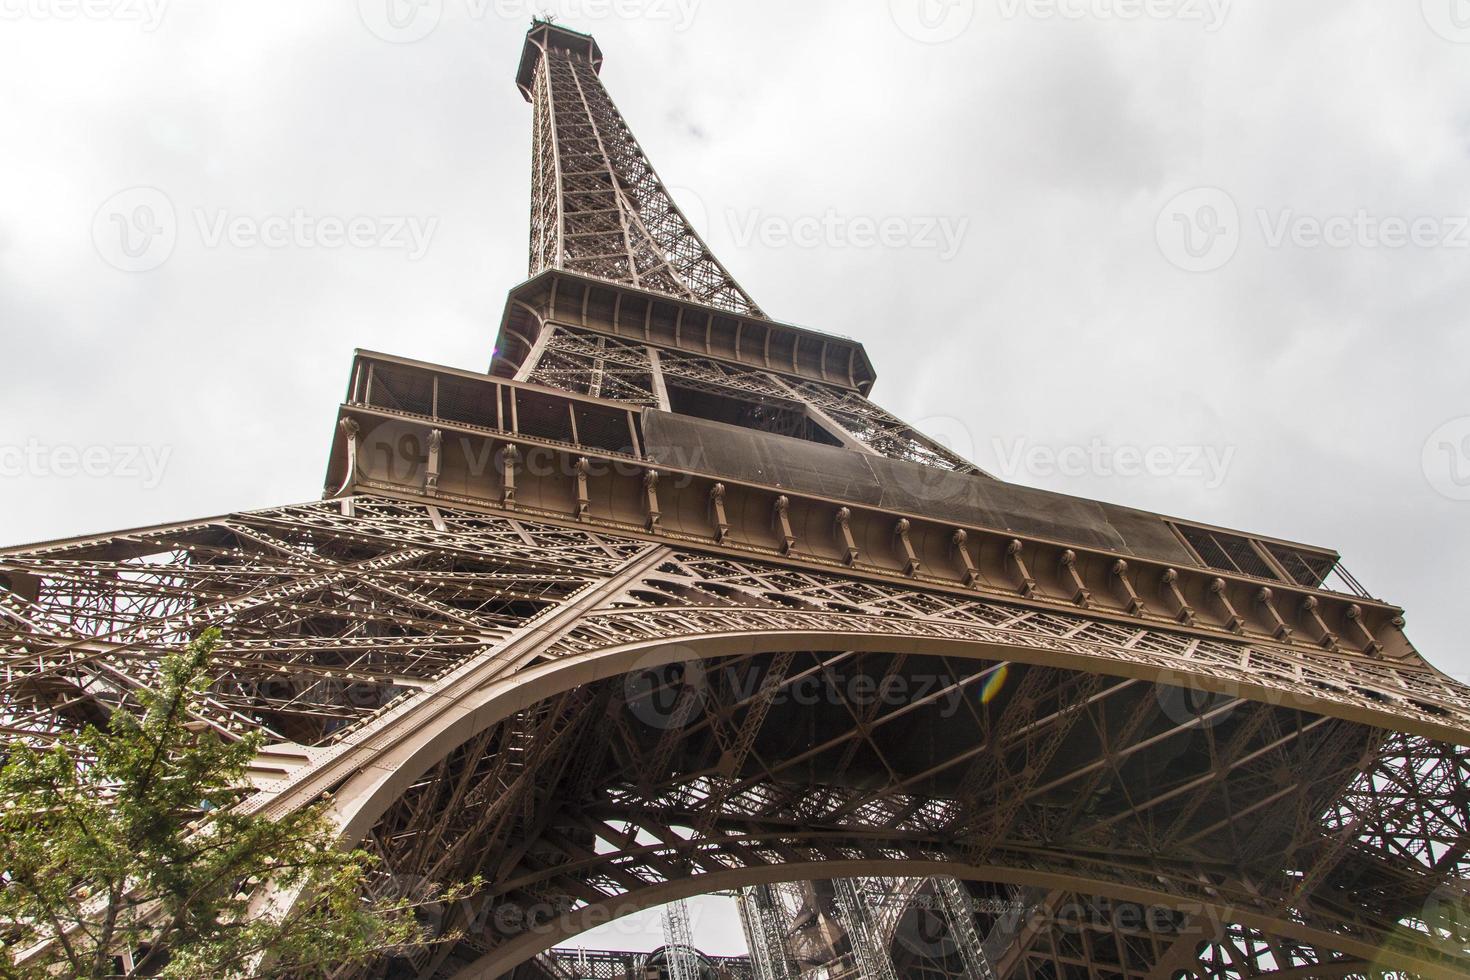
368,363,434,416
514,388,577,445
1177,526,1280,581
1266,543,1339,589
572,403,637,456
437,375,503,431
665,383,842,448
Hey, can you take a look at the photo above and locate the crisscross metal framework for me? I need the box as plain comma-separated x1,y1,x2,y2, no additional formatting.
3,18,1469,980
524,24,763,317
4,498,1469,978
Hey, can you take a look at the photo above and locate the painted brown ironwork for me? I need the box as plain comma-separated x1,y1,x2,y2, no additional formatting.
4,18,1470,980
4,496,1468,977
520,22,763,317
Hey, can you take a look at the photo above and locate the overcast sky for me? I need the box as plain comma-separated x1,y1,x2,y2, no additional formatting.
4,0,1470,958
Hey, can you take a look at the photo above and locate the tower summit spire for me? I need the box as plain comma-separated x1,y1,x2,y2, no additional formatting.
517,21,766,317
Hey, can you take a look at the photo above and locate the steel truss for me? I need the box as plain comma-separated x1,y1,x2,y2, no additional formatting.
530,945,755,979
525,25,762,317
3,498,1468,978
5,19,1470,980
520,323,982,473
661,900,698,980
736,885,796,980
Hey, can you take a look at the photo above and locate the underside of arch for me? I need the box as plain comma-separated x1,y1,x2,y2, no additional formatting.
341,640,1470,979
449,862,1463,980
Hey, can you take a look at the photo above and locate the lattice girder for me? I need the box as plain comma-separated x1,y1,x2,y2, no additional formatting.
370,631,1470,975
5,501,1468,980
6,500,1468,977
522,24,764,317
4,22,1467,980
0,498,643,749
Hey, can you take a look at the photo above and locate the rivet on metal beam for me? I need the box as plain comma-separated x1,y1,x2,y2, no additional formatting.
1345,604,1384,657
896,520,920,577
1210,578,1246,634
499,444,521,510
836,508,860,566
1060,550,1092,608
574,457,592,522
952,529,979,588
1112,560,1145,617
1161,569,1196,626
774,496,797,557
1301,596,1340,652
1256,588,1293,641
1007,540,1037,598
643,469,662,531
710,483,730,543
425,429,443,497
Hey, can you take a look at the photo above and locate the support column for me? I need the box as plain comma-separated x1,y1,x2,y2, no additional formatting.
515,322,559,383
834,878,899,980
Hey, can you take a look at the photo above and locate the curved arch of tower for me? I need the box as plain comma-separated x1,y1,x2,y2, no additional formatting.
4,19,1469,980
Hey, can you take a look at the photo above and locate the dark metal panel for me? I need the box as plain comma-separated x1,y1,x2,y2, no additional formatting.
641,411,1198,566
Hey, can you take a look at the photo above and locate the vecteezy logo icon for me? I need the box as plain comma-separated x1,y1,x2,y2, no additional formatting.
361,419,429,485
1155,670,1238,730
358,0,442,44
891,894,964,961
1424,417,1470,501
890,0,977,44
622,646,708,732
1423,0,1470,43
1421,886,1470,948
92,187,177,273
1156,187,1241,273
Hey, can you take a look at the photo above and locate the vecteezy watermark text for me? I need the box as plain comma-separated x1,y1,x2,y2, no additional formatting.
996,0,1231,30
358,0,702,44
991,438,1236,490
1158,187,1470,272
361,426,712,488
194,209,438,260
93,188,439,272
1257,209,1470,251
727,209,971,262
864,888,1187,936
0,441,173,490
625,660,973,732
891,0,1229,43
0,0,168,29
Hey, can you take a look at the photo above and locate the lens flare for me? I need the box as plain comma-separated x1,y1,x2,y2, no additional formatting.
980,663,1011,705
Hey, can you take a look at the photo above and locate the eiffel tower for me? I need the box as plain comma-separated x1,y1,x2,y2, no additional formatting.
5,19,1470,979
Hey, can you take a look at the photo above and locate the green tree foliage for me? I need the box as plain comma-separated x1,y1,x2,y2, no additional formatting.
0,630,431,978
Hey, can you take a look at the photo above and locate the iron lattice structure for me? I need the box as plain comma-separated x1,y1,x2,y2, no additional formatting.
531,945,754,980
521,24,763,317
4,18,1470,980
